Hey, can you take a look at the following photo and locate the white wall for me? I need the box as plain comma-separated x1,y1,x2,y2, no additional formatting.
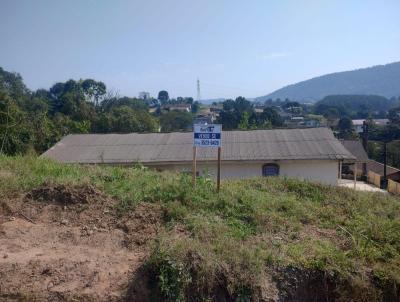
149,159,339,185
280,160,338,185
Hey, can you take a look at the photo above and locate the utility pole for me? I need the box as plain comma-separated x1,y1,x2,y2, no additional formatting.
361,121,369,178
362,121,368,151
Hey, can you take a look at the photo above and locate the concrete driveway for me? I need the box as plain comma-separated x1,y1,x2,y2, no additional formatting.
338,179,387,193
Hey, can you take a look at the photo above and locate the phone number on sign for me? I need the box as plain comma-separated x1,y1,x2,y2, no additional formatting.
198,140,220,146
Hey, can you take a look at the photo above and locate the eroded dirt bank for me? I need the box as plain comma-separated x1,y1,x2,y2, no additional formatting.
0,184,162,301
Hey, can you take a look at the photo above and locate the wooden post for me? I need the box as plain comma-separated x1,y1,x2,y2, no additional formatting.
217,147,221,192
354,163,357,190
339,161,342,180
383,142,388,189
192,146,197,187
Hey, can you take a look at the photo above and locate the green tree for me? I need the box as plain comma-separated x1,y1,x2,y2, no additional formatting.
158,90,169,104
218,97,253,130
337,117,356,139
0,67,29,103
30,112,57,153
93,106,158,133
52,113,91,136
49,80,96,122
0,91,32,155
388,106,400,124
238,111,250,129
218,110,237,129
110,106,141,133
261,107,283,127
191,101,200,113
25,94,57,153
160,111,192,132
81,79,106,106
100,96,148,112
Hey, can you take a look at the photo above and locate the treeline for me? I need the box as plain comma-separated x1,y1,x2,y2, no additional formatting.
0,67,161,155
217,97,283,130
0,67,284,156
313,95,400,119
260,94,400,120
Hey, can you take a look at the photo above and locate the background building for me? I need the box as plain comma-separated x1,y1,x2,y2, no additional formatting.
138,91,151,100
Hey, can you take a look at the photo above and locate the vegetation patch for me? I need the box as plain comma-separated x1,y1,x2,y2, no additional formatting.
25,182,104,205
1,155,400,301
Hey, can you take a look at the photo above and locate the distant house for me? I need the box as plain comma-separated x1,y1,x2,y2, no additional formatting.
304,118,321,128
352,119,389,133
340,139,400,182
254,105,265,113
42,128,355,186
285,116,304,128
193,114,215,125
163,103,191,112
210,107,222,115
276,108,292,122
291,116,304,122
285,106,302,115
367,161,400,182
138,91,151,100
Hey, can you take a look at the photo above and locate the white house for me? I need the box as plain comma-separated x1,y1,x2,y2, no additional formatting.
163,103,191,112
352,119,389,133
41,128,355,186
138,91,151,100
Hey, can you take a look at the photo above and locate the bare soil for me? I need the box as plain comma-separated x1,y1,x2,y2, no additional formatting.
0,184,163,302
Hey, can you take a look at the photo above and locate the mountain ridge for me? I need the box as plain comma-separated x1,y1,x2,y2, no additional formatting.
256,61,400,103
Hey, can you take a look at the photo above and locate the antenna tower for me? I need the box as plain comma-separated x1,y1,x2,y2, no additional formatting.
196,78,201,101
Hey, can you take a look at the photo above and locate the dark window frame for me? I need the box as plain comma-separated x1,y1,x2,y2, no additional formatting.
262,163,280,177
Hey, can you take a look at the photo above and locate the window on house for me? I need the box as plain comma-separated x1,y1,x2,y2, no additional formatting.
262,164,279,177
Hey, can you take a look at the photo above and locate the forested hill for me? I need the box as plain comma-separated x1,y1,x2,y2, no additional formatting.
314,95,400,116
256,61,400,102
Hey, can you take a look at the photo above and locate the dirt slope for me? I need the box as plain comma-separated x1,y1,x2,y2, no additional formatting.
0,184,162,301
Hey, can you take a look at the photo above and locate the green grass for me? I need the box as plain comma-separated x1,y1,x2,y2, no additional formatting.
1,155,400,300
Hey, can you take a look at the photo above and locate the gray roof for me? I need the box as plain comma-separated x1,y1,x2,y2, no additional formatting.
367,160,400,176
340,140,369,162
41,128,356,164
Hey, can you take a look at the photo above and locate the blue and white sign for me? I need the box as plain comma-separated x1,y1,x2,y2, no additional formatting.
193,124,222,148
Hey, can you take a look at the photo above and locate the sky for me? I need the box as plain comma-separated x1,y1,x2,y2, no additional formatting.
0,0,399,100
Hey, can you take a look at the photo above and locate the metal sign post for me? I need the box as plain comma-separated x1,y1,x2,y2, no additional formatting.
217,146,221,191
192,146,197,187
193,124,222,191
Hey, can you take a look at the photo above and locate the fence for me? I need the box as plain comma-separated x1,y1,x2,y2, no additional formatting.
367,171,381,188
388,179,400,195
